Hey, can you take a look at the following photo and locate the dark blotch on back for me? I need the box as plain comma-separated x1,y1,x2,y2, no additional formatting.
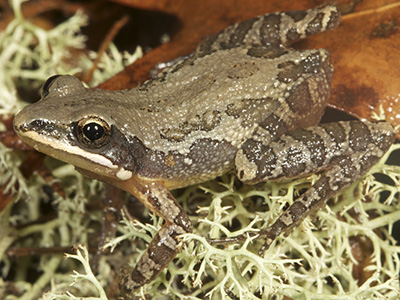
160,110,221,142
247,46,288,58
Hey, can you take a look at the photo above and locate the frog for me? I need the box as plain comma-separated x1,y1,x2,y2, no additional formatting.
13,4,396,297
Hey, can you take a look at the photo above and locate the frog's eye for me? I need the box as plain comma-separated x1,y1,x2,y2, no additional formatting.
41,75,62,97
75,117,111,149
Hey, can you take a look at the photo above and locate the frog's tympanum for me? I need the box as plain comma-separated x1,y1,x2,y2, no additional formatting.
13,5,396,296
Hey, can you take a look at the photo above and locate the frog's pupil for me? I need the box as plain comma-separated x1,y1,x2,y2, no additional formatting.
83,123,104,141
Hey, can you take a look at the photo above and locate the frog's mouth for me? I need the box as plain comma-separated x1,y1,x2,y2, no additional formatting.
13,115,125,181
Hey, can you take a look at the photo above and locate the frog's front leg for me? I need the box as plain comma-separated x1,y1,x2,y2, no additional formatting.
235,120,395,253
118,179,192,296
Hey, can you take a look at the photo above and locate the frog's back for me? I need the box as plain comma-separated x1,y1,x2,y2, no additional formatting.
128,45,332,155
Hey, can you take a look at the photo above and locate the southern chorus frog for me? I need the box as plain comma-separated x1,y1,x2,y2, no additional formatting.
13,5,395,295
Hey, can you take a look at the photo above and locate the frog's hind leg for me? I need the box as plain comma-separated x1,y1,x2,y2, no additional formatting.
195,4,340,56
235,120,395,254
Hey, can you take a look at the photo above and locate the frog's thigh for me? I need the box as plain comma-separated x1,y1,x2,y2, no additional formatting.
235,120,394,251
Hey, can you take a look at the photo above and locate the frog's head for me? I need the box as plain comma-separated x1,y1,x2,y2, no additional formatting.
13,75,144,183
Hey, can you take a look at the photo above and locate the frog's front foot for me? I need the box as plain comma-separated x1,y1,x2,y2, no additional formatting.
118,180,192,297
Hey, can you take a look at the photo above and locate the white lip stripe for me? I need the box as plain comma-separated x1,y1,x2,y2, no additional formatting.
21,131,118,170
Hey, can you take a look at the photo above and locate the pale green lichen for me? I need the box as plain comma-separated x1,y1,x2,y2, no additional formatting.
1,0,400,300
127,148,400,300
42,245,109,300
